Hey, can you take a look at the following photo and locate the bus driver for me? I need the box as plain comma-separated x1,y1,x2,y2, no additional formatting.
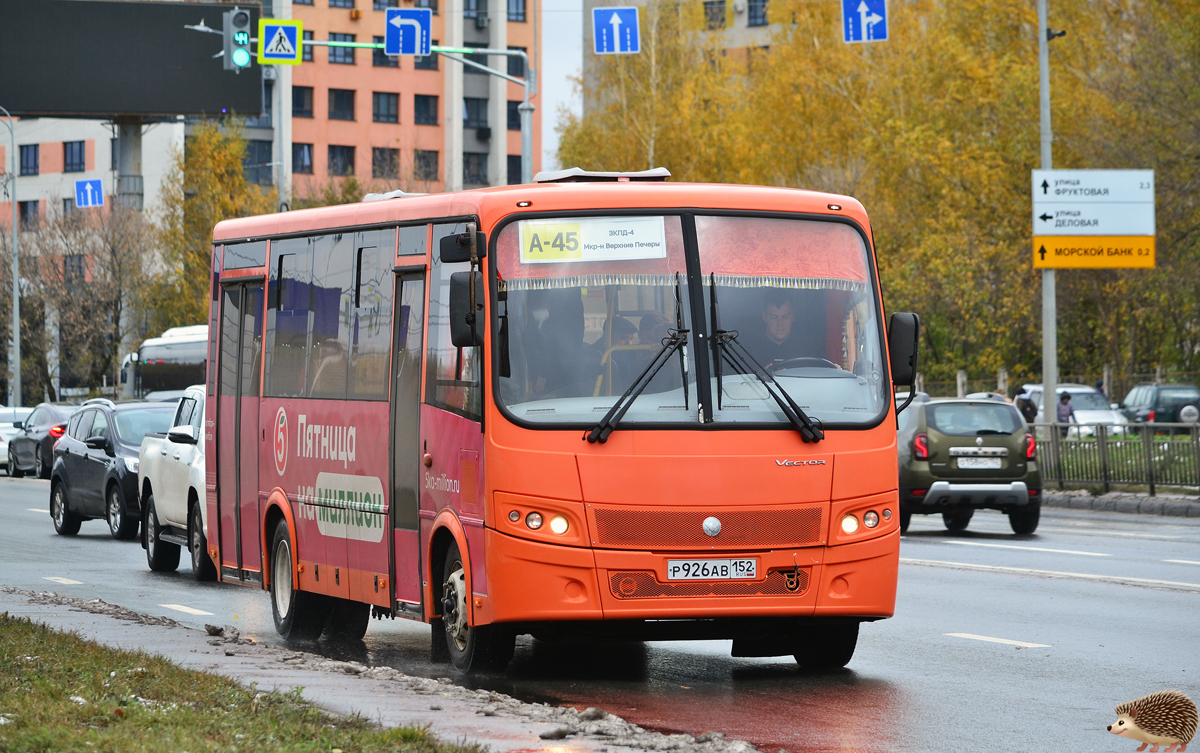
746,291,824,370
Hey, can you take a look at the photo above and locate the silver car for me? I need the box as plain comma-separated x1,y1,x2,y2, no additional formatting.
1023,383,1129,437
0,407,35,473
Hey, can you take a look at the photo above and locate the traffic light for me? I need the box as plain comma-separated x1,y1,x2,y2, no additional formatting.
223,8,253,70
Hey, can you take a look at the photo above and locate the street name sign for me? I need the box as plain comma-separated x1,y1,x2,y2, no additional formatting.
1031,169,1155,269
257,19,303,65
74,179,103,208
842,0,888,43
593,7,641,55
385,9,432,56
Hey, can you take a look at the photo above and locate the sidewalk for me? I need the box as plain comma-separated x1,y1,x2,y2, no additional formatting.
1043,489,1200,518
0,586,756,753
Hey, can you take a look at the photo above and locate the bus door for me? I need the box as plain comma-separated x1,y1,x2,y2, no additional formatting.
216,281,264,582
391,271,426,609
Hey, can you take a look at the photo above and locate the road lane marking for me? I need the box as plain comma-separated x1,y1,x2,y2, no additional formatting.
900,558,1200,592
938,540,1110,557
1164,559,1200,566
43,577,83,585
1037,527,1184,541
945,633,1051,648
27,508,45,513
158,604,214,616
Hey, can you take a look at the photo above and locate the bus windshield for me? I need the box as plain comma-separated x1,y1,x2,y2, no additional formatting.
494,214,886,427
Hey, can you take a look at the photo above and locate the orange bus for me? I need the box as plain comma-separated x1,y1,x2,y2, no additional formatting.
189,169,919,671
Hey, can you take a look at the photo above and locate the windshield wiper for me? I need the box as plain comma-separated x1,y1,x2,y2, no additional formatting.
586,327,689,444
709,276,823,444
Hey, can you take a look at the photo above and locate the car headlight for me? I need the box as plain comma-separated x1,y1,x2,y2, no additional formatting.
123,457,139,474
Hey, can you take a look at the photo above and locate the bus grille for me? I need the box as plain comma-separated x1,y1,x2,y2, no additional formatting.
608,569,810,599
591,507,824,550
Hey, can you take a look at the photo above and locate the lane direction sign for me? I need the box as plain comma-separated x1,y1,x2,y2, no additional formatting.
593,7,640,55
257,19,303,65
1032,169,1155,268
843,0,888,43
385,8,432,56
74,179,103,209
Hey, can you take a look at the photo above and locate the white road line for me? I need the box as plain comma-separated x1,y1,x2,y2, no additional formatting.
158,604,214,616
1164,559,1200,566
900,558,1200,592
1032,527,1184,542
43,576,83,585
938,540,1110,557
946,632,1051,648
27,508,45,513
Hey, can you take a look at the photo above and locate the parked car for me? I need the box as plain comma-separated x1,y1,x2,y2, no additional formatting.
1119,383,1200,425
0,407,35,474
48,399,176,538
138,385,213,580
9,403,76,479
898,397,1043,534
1022,383,1129,436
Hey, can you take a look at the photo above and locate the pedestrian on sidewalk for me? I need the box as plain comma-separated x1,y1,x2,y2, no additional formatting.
1056,392,1076,438
1015,388,1037,424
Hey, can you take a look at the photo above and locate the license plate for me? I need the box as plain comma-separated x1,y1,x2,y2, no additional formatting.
958,457,1002,469
666,558,757,580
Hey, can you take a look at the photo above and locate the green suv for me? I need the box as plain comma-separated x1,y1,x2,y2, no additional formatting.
897,397,1043,534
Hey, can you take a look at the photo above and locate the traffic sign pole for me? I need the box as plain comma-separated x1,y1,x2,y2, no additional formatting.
1037,0,1057,405
0,106,18,407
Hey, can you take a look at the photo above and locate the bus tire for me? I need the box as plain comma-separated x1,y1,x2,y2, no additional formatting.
189,502,218,582
269,519,331,641
442,543,514,672
793,622,858,670
323,599,371,642
942,507,973,532
1008,502,1040,535
145,495,180,572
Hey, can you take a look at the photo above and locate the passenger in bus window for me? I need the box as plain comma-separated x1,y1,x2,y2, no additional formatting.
524,288,585,397
590,316,636,395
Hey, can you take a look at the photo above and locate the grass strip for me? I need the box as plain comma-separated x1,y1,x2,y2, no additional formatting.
0,613,484,753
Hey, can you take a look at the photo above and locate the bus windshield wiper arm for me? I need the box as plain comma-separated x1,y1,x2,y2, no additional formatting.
714,329,824,443
586,328,689,444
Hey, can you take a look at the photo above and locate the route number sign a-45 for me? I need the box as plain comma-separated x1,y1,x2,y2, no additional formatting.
518,216,667,264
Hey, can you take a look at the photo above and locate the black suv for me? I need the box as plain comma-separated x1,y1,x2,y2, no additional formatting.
1119,383,1200,425
49,399,175,539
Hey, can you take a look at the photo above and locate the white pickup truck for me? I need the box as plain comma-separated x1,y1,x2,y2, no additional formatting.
137,384,215,580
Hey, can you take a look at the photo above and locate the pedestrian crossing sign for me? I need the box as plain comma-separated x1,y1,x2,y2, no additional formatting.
257,19,303,65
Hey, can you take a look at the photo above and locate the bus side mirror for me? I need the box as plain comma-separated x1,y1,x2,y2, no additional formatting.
439,232,487,264
888,312,920,385
449,271,485,348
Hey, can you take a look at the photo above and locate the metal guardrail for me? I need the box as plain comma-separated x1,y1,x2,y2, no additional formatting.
1033,422,1200,495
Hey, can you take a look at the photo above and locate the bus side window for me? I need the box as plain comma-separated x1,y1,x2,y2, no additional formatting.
308,233,352,400
427,223,482,422
348,227,396,400
265,237,314,398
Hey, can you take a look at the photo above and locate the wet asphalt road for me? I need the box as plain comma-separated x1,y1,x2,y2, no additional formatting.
3,474,1198,753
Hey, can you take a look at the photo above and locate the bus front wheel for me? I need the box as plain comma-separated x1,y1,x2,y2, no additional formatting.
270,519,332,641
793,622,859,670
441,543,514,672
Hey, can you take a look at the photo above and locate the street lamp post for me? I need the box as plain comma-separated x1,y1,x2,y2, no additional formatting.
1037,0,1057,406
0,106,19,408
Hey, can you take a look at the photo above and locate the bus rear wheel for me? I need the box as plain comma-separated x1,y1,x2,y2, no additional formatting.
270,519,331,641
442,543,514,672
793,622,859,670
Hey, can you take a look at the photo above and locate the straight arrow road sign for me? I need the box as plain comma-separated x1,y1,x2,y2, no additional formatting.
843,0,887,43
1031,169,1154,236
74,179,104,208
593,7,640,54
385,8,432,56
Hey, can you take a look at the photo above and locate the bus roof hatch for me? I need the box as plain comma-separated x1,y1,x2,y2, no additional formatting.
533,167,671,183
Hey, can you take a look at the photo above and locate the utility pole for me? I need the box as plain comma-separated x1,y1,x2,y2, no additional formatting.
1037,0,1057,406
0,106,19,407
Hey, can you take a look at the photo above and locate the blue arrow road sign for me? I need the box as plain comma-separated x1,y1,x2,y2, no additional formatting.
385,8,432,56
74,179,104,209
842,0,887,43
593,7,640,55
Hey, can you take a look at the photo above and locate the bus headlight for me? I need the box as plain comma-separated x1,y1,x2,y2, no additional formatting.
525,512,543,530
549,515,569,535
508,510,520,522
863,511,880,528
840,514,859,534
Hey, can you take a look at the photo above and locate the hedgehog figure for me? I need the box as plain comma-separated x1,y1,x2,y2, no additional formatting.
1107,690,1198,752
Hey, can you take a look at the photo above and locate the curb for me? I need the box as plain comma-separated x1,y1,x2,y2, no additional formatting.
1043,492,1200,518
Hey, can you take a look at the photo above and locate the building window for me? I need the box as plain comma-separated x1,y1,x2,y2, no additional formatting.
373,0,398,7
244,140,274,186
463,97,488,128
463,153,487,186
507,46,526,77
415,39,439,69
373,92,400,123
293,143,314,174
19,145,38,176
329,88,356,120
508,0,525,21
294,0,312,4
414,95,438,125
704,0,726,28
372,36,398,67
63,197,76,215
508,155,522,184
293,86,314,117
63,141,86,173
748,0,768,26
64,254,85,283
507,100,521,131
372,148,400,178
329,33,356,64
328,145,356,176
463,0,480,19
18,200,39,227
302,31,314,61
415,0,438,12
414,150,438,181
330,0,354,7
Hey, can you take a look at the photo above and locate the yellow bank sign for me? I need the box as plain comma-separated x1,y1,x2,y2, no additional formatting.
1033,236,1155,269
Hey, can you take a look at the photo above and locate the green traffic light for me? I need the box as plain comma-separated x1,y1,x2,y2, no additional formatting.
232,48,251,67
